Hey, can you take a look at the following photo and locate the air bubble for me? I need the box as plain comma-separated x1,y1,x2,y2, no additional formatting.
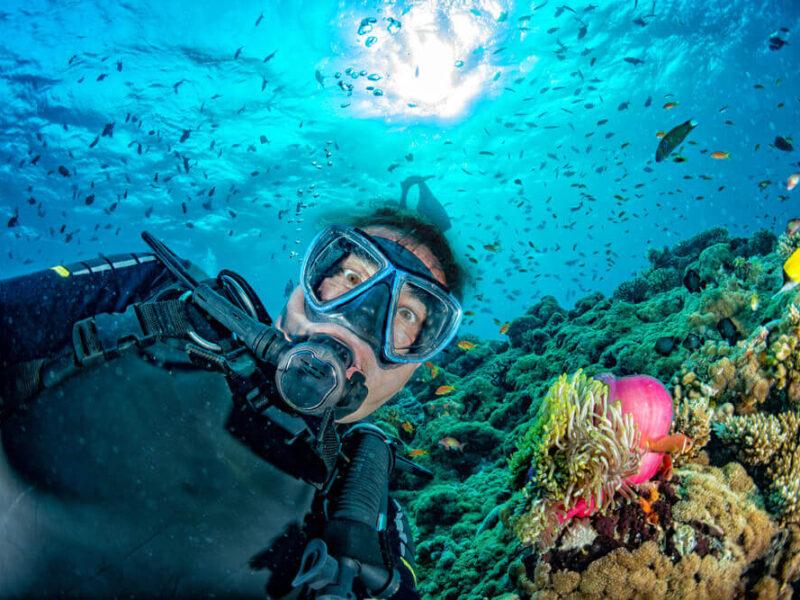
357,17,376,35
387,17,401,34
365,36,377,47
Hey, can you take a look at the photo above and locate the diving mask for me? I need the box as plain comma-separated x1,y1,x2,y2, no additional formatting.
300,224,462,366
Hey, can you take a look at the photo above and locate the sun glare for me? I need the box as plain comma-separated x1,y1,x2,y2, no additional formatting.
334,1,511,120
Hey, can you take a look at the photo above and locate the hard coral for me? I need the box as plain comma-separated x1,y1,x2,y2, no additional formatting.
714,410,800,524
512,464,781,599
506,371,642,549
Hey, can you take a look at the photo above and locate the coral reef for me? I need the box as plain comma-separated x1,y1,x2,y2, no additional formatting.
511,463,785,599
373,226,800,599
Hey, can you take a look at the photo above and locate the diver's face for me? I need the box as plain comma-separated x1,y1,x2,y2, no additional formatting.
276,226,448,423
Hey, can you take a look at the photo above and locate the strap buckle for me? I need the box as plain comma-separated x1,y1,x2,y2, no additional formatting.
72,304,155,366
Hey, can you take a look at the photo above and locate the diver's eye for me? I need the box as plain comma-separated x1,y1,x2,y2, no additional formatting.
343,268,362,287
397,306,418,324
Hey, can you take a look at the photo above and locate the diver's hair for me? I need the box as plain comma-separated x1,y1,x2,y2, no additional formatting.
319,204,469,301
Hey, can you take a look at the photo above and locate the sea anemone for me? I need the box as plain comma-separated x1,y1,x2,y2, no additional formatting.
507,370,643,548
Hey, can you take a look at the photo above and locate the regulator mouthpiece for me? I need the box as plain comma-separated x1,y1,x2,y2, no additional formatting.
275,335,358,417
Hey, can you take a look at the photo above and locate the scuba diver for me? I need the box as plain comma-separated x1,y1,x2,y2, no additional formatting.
0,206,465,599
398,176,451,233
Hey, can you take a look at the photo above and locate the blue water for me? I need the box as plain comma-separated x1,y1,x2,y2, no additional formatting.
1,0,798,338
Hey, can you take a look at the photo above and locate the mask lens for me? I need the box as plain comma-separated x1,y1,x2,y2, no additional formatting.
389,279,455,360
305,234,385,306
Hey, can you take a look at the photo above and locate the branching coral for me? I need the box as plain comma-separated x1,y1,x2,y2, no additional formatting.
670,377,714,462
777,232,800,258
506,370,643,549
714,410,800,524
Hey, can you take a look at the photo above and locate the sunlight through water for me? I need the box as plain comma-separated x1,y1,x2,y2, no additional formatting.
328,0,515,120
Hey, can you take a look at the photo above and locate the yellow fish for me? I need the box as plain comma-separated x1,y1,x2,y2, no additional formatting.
750,293,759,312
400,420,414,434
408,449,428,458
457,340,476,350
435,385,455,395
500,323,510,335
778,248,800,294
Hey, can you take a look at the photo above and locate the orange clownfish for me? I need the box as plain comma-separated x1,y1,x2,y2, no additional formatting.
435,385,455,395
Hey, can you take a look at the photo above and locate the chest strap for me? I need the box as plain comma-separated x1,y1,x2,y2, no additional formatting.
72,298,192,367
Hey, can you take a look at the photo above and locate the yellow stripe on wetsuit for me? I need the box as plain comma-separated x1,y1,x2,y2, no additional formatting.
399,556,417,587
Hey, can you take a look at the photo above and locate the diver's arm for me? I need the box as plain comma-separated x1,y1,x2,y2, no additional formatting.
0,253,171,367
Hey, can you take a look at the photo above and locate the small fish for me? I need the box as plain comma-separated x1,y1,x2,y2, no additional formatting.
769,32,788,51
656,119,697,162
750,293,759,312
682,333,703,351
435,385,455,395
408,449,428,458
656,131,666,139
785,218,800,236
484,244,498,252
775,136,794,152
710,151,729,159
400,420,414,434
424,361,439,378
787,173,800,191
58,165,71,177
778,248,800,294
457,340,476,350
500,323,510,335
663,101,678,109
464,310,475,316
717,318,740,345
654,336,676,356
683,269,705,293
438,436,466,451
624,57,644,65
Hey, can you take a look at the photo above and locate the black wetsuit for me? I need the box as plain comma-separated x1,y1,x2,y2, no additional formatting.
0,254,419,599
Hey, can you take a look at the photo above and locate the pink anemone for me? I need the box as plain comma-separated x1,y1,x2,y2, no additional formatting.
555,374,691,522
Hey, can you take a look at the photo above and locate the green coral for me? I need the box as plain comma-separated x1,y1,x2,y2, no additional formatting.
714,410,800,524
506,370,643,549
